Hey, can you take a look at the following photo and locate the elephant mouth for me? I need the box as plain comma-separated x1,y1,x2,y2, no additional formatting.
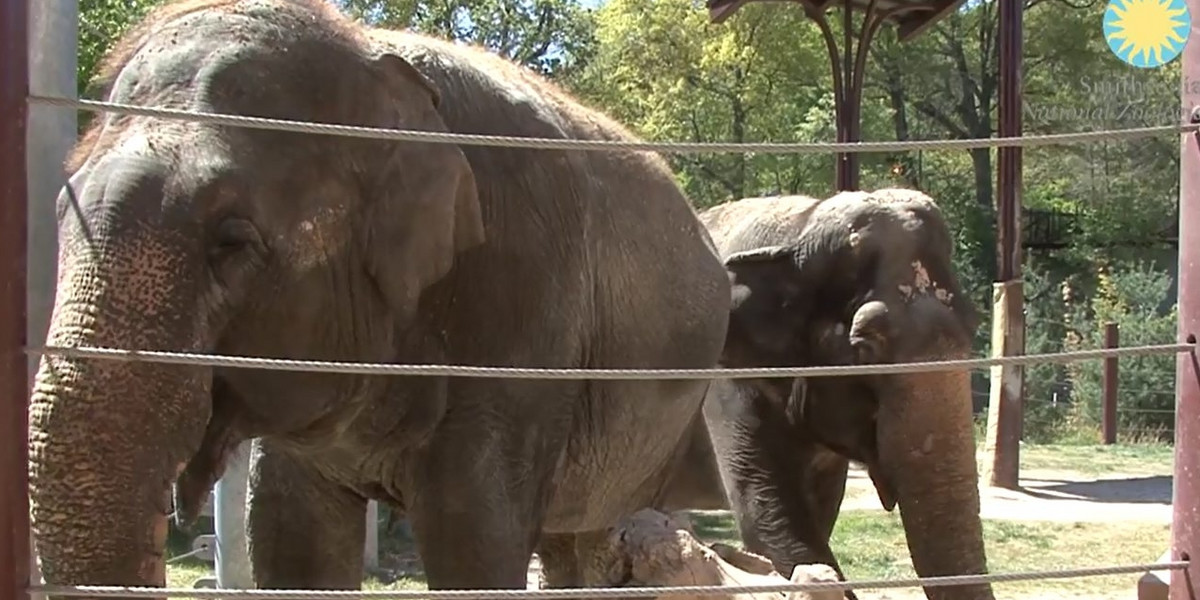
787,377,898,512
172,380,248,527
865,462,898,511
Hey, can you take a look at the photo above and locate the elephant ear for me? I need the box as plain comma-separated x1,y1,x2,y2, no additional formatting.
724,245,807,361
723,235,850,364
848,300,893,364
361,52,485,322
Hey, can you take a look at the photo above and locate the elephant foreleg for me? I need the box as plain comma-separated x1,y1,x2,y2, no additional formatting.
702,383,854,598
407,383,571,590
245,439,368,589
807,449,850,543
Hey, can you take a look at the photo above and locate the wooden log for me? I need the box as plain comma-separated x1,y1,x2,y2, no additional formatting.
579,509,843,600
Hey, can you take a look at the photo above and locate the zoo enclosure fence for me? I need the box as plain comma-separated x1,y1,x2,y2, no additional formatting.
4,5,1200,600
10,106,1199,597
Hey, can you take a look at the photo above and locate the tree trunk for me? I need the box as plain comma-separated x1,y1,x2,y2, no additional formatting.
884,70,921,189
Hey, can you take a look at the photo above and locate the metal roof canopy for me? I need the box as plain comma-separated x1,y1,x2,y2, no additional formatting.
705,0,967,191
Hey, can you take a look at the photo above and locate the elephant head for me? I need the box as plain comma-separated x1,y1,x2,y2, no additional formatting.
28,0,482,593
721,190,990,600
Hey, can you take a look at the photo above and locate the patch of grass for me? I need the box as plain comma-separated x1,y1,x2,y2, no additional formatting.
828,512,916,579
688,510,743,545
165,562,426,593
166,561,211,589
688,511,1168,599
1014,442,1174,477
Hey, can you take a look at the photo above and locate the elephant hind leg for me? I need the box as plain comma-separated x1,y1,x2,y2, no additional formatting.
807,449,850,546
246,439,368,589
536,530,611,588
536,533,580,588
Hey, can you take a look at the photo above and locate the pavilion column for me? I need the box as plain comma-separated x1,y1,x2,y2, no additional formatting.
804,2,894,192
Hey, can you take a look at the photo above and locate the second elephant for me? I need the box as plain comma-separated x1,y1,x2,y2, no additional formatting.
660,189,995,600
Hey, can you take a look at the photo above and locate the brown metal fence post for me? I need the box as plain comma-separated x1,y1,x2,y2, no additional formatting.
981,0,1024,490
1103,322,1119,444
0,4,31,600
1171,4,1200,597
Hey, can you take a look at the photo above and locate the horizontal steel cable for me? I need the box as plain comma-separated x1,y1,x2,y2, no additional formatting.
28,561,1190,598
25,342,1195,379
28,95,1200,154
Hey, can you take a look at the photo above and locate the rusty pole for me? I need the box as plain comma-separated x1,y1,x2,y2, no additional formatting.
0,3,31,600
981,0,1025,489
1102,322,1119,444
1170,7,1200,597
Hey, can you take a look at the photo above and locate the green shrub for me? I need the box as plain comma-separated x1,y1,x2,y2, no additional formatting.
1064,260,1178,443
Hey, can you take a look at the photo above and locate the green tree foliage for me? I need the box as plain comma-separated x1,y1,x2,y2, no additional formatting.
569,0,903,208
337,0,598,78
1063,262,1179,442
78,0,162,96
1017,260,1074,443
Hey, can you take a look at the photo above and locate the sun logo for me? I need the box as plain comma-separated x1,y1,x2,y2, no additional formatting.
1103,0,1192,68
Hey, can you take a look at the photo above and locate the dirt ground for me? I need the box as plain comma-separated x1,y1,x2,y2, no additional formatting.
838,463,1173,524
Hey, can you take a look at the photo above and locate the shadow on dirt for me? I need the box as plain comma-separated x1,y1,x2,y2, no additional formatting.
1017,475,1172,504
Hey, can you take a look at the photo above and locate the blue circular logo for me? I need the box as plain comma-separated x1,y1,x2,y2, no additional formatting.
1103,0,1192,68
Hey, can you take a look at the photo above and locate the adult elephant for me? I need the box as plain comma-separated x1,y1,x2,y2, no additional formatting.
27,0,731,593
658,190,993,600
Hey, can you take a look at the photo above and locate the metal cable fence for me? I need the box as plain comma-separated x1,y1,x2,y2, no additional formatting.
27,561,1194,599
18,80,1200,597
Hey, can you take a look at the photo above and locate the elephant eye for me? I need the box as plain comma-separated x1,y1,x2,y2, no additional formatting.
210,218,264,257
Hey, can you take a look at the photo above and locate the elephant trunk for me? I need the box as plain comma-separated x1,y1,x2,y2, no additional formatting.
29,185,212,595
876,365,993,600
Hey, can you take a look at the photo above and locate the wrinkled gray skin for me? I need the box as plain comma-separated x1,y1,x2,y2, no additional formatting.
27,0,730,594
658,191,994,600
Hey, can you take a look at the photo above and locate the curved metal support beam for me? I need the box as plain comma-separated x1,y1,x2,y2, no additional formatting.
805,2,906,191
